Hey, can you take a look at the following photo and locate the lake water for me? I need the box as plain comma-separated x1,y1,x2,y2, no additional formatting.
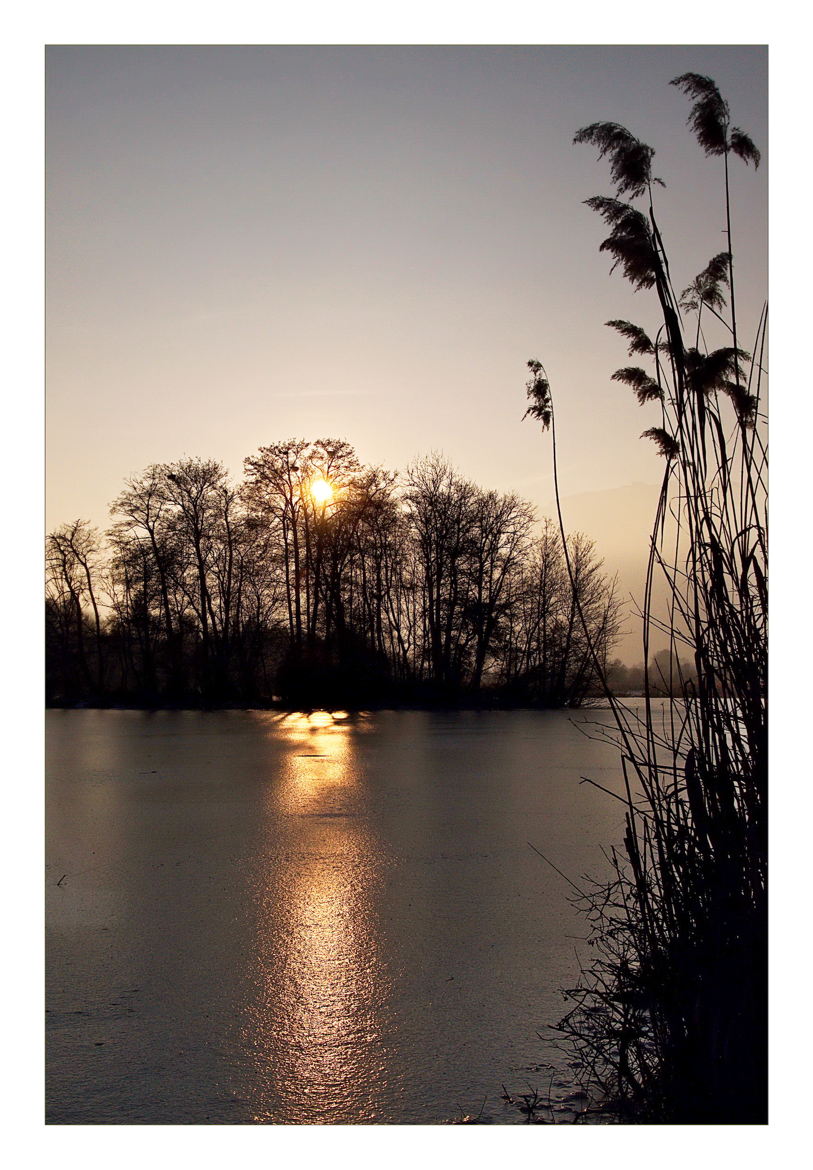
45,707,630,1125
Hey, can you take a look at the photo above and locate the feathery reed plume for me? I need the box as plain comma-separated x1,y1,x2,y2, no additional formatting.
680,252,731,312
584,197,660,291
523,360,552,429
611,367,664,404
532,74,767,1124
640,426,679,458
729,127,761,168
573,123,662,198
671,73,761,168
670,72,731,155
685,346,751,395
605,320,655,356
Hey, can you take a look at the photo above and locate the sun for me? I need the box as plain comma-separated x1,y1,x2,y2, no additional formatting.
310,478,334,506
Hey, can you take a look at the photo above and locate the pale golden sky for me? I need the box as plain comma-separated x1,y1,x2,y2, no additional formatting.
45,45,767,656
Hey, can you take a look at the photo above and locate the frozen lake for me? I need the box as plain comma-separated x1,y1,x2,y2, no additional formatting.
46,707,628,1124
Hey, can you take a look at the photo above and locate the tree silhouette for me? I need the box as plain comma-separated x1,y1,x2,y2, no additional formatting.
48,446,622,709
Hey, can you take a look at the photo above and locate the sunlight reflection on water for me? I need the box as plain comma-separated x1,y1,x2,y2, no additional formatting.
46,707,633,1124
246,711,396,1123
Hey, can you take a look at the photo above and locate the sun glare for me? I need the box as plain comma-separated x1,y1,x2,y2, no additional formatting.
310,478,334,506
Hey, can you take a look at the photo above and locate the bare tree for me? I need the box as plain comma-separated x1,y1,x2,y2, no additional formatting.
404,454,476,688
465,489,535,690
46,520,105,694
505,522,622,705
159,457,234,699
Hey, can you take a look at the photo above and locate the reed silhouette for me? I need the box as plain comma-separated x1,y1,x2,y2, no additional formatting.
526,75,767,1123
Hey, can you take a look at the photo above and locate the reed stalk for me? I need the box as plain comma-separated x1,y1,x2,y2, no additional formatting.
525,75,767,1123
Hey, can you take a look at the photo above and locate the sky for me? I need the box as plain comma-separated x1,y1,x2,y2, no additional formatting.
45,44,768,657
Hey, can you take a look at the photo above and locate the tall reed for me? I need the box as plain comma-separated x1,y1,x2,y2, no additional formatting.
525,75,767,1123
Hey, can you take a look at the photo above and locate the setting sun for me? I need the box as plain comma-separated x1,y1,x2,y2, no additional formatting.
310,478,334,506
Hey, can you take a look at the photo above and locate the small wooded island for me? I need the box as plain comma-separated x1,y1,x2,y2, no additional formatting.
46,448,629,711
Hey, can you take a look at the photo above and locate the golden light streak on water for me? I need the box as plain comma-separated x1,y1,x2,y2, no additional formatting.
247,710,395,1123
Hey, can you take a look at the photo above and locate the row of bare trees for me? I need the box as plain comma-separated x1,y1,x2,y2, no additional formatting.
46,445,622,707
